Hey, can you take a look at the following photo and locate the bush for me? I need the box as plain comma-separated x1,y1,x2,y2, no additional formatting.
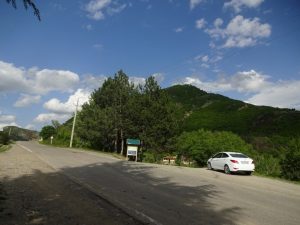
176,129,253,167
254,154,281,177
142,151,164,163
0,131,9,145
40,125,56,140
281,138,300,181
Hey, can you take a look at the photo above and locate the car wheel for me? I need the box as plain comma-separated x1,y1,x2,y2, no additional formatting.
207,162,212,170
245,171,252,175
224,164,231,174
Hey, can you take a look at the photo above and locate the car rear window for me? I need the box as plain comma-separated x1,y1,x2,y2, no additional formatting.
230,153,248,158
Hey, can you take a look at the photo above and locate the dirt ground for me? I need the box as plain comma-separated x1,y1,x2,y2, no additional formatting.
0,145,143,225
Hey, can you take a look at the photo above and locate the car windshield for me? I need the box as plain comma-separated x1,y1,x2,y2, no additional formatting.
230,153,248,158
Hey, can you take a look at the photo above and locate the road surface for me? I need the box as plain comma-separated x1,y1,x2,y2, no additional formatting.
1,141,300,225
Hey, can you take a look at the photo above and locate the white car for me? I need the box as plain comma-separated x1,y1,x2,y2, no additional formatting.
207,152,255,175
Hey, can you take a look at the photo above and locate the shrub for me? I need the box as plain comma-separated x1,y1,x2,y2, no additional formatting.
40,125,56,140
176,129,253,167
254,154,281,177
281,138,300,181
0,131,9,145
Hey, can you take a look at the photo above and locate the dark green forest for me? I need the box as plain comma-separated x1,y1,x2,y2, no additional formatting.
39,71,300,181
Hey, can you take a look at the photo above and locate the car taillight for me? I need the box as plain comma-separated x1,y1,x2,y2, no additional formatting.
230,160,239,164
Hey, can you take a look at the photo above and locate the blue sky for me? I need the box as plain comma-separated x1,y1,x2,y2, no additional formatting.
1,0,300,131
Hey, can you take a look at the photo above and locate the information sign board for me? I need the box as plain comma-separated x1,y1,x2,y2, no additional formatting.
126,139,141,145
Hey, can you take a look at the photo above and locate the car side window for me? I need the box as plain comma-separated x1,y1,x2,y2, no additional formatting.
222,153,229,158
213,153,222,158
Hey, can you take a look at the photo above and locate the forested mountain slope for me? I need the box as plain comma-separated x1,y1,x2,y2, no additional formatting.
165,85,300,137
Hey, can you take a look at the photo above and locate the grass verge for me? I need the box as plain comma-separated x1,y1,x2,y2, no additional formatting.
0,145,10,153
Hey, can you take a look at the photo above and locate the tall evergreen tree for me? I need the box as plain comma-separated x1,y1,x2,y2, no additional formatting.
77,71,179,155
134,76,180,153
77,70,136,153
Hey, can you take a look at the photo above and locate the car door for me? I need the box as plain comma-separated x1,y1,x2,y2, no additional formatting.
220,153,229,168
210,153,222,169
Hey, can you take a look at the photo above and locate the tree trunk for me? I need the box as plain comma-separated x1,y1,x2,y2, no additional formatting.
114,131,118,153
120,128,124,155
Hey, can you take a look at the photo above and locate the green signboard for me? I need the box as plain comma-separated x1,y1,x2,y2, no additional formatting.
126,139,141,145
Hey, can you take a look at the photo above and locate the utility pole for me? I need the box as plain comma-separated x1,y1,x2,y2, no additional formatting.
70,98,79,148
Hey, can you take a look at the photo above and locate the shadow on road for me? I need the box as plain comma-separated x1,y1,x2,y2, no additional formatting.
1,160,241,225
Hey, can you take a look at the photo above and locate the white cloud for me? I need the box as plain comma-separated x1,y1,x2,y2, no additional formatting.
14,94,41,107
0,60,80,95
0,61,28,93
129,77,146,87
0,114,16,123
0,114,17,130
247,81,300,109
85,0,126,20
178,70,300,109
81,74,107,91
180,76,231,93
34,69,79,94
179,70,270,93
214,18,223,27
194,54,223,68
85,0,111,20
206,15,271,48
107,3,126,15
224,0,264,13
93,43,103,49
34,113,70,123
152,73,165,84
228,70,270,92
190,0,204,10
31,88,89,124
85,24,93,31
195,18,207,29
34,88,91,124
201,55,209,62
174,27,184,33
25,124,36,130
43,89,90,115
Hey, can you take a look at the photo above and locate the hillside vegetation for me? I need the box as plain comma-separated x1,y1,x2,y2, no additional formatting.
40,72,300,181
166,85,300,137
2,126,39,141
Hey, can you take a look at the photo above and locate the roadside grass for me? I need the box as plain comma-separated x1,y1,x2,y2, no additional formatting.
0,145,10,153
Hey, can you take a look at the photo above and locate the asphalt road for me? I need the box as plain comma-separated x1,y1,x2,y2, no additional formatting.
16,141,300,225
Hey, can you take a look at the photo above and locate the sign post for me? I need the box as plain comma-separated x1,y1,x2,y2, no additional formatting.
126,139,141,162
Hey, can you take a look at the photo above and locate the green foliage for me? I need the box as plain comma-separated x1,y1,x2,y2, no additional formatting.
77,72,179,154
166,85,300,137
132,77,180,153
254,154,281,177
281,138,300,181
77,70,136,152
40,125,56,140
77,104,115,150
142,151,157,163
2,126,38,141
176,129,253,166
0,131,10,145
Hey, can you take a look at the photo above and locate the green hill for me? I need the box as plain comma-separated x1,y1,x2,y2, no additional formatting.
165,84,300,137
3,126,39,141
